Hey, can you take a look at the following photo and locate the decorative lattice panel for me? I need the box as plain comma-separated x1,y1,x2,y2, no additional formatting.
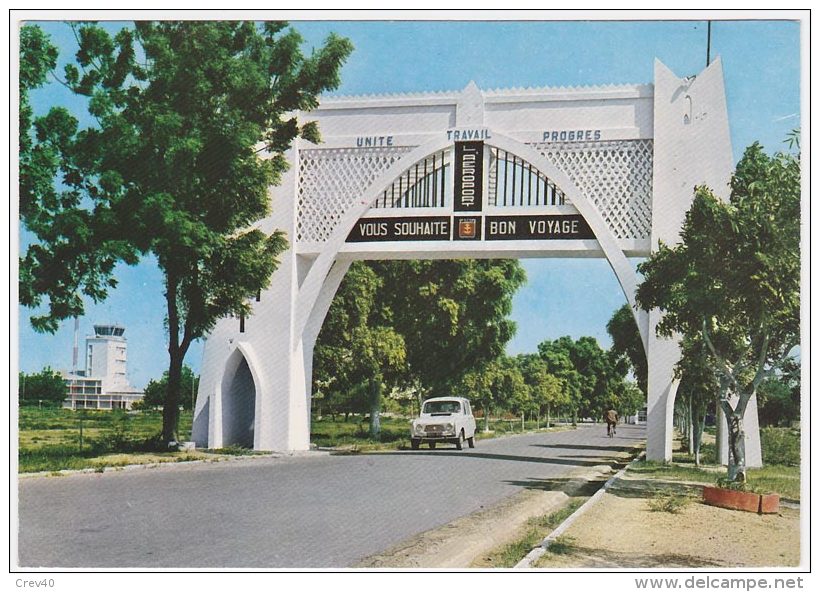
298,146,415,243
529,140,654,239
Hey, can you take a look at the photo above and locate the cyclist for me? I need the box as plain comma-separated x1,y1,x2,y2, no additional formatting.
604,409,618,437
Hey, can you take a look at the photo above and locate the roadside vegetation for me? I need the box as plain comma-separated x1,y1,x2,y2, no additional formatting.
18,406,577,472
472,499,584,568
310,414,574,452
17,407,204,473
629,427,800,500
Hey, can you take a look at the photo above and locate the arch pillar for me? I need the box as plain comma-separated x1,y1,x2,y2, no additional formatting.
647,57,760,462
645,310,681,461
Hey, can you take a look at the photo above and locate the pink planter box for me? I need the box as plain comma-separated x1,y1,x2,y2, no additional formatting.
702,486,780,514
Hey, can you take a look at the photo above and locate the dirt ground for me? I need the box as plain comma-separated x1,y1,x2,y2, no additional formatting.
356,467,801,569
535,490,800,568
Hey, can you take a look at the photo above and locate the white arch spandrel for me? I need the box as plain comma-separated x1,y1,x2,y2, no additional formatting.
293,132,650,356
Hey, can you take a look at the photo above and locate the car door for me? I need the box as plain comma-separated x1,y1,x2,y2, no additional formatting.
464,401,476,437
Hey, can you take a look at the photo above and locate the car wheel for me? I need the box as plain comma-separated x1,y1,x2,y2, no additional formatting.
455,431,464,450
411,439,420,450
429,442,436,449
467,435,475,448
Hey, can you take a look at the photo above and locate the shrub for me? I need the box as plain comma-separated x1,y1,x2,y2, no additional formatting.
761,427,800,467
647,490,690,513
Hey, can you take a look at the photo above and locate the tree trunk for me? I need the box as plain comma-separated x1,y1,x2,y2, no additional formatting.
521,412,525,433
162,276,187,446
483,403,490,432
693,407,706,466
720,398,747,482
547,404,551,429
688,398,694,455
369,378,381,439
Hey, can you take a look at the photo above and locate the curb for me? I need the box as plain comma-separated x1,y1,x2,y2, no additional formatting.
514,450,646,569
18,449,331,479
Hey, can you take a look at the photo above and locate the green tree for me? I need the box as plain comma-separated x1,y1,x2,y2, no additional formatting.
606,304,647,394
673,336,719,465
537,338,582,423
615,381,645,418
351,326,406,438
538,336,618,420
636,139,800,481
460,362,499,433
20,22,353,444
19,367,67,406
140,365,199,411
489,356,528,425
516,354,566,428
313,263,406,436
756,358,800,428
372,259,526,398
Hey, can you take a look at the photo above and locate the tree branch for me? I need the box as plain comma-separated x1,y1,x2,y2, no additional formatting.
701,319,740,390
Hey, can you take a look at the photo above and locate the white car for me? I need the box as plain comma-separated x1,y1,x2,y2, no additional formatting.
410,397,477,450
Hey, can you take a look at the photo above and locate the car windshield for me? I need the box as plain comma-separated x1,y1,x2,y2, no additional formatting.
423,401,461,414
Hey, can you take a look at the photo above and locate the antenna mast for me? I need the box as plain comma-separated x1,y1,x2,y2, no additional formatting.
706,21,712,66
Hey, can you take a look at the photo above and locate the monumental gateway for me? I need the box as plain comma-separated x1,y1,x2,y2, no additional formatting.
191,59,761,464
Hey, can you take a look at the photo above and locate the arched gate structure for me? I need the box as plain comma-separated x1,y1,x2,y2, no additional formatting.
191,59,760,463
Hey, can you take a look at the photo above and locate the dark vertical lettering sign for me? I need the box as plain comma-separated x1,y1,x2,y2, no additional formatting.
454,141,483,212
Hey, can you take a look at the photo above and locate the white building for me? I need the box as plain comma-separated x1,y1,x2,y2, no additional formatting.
63,324,144,410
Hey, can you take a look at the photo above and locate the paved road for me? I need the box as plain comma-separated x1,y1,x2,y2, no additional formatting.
18,423,644,568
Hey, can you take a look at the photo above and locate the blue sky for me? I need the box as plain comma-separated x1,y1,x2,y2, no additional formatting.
18,18,801,388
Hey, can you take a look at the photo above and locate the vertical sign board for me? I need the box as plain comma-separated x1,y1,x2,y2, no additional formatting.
453,141,483,240
454,141,483,212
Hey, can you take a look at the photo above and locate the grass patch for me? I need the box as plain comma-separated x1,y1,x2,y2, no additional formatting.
629,460,718,484
647,490,690,513
18,408,196,473
474,498,585,568
546,535,578,555
745,465,801,500
310,416,411,451
628,459,800,501
206,446,267,456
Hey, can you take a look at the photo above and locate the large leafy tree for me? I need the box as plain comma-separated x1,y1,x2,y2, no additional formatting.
636,139,800,481
20,22,353,444
314,259,525,432
373,259,526,397
538,336,617,419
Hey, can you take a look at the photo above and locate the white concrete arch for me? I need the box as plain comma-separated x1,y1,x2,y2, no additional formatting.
293,132,649,359
194,65,746,461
